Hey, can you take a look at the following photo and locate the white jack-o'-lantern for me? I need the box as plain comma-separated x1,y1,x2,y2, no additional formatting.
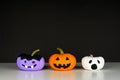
81,54,105,70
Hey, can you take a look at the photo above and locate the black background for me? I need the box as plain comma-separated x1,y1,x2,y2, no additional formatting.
0,1,120,62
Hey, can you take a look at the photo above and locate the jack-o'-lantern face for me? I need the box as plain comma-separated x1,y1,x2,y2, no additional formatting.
49,48,76,71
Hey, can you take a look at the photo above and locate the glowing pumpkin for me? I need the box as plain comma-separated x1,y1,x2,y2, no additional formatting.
49,48,76,71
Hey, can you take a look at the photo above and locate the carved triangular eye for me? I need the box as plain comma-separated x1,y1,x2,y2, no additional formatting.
56,57,59,60
66,57,69,60
89,60,92,64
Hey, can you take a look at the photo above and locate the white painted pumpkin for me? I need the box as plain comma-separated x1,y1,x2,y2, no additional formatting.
81,54,105,70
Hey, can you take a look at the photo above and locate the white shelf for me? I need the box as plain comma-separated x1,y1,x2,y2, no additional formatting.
0,63,120,80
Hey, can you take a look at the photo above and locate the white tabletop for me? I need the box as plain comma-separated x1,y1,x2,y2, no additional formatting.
0,63,120,80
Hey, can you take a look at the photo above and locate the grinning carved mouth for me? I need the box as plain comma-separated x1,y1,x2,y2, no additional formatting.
54,63,71,69
22,64,37,68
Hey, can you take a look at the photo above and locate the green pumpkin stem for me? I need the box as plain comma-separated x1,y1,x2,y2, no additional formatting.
57,48,64,54
90,54,93,57
31,49,40,56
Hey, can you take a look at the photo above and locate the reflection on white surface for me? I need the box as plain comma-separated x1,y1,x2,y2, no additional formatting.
49,70,75,80
17,70,46,80
81,70,104,80
15,68,120,80
16,70,76,80
9,69,105,80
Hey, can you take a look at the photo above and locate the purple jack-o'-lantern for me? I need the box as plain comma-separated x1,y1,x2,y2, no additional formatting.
16,49,45,71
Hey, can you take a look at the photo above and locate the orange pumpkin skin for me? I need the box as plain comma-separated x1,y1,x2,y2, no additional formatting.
49,48,76,71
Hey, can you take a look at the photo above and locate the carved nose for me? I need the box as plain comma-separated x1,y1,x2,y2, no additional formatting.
91,64,97,70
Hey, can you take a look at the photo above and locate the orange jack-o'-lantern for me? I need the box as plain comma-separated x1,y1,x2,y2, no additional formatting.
49,48,76,71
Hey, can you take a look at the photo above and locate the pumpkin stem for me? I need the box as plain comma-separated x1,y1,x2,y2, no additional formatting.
90,54,93,57
31,49,40,56
57,48,64,54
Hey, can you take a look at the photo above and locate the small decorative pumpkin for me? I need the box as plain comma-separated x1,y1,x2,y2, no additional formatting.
49,48,76,71
81,54,105,70
16,49,45,71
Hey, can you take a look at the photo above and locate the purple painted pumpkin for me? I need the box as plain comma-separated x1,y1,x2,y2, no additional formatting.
16,49,45,71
